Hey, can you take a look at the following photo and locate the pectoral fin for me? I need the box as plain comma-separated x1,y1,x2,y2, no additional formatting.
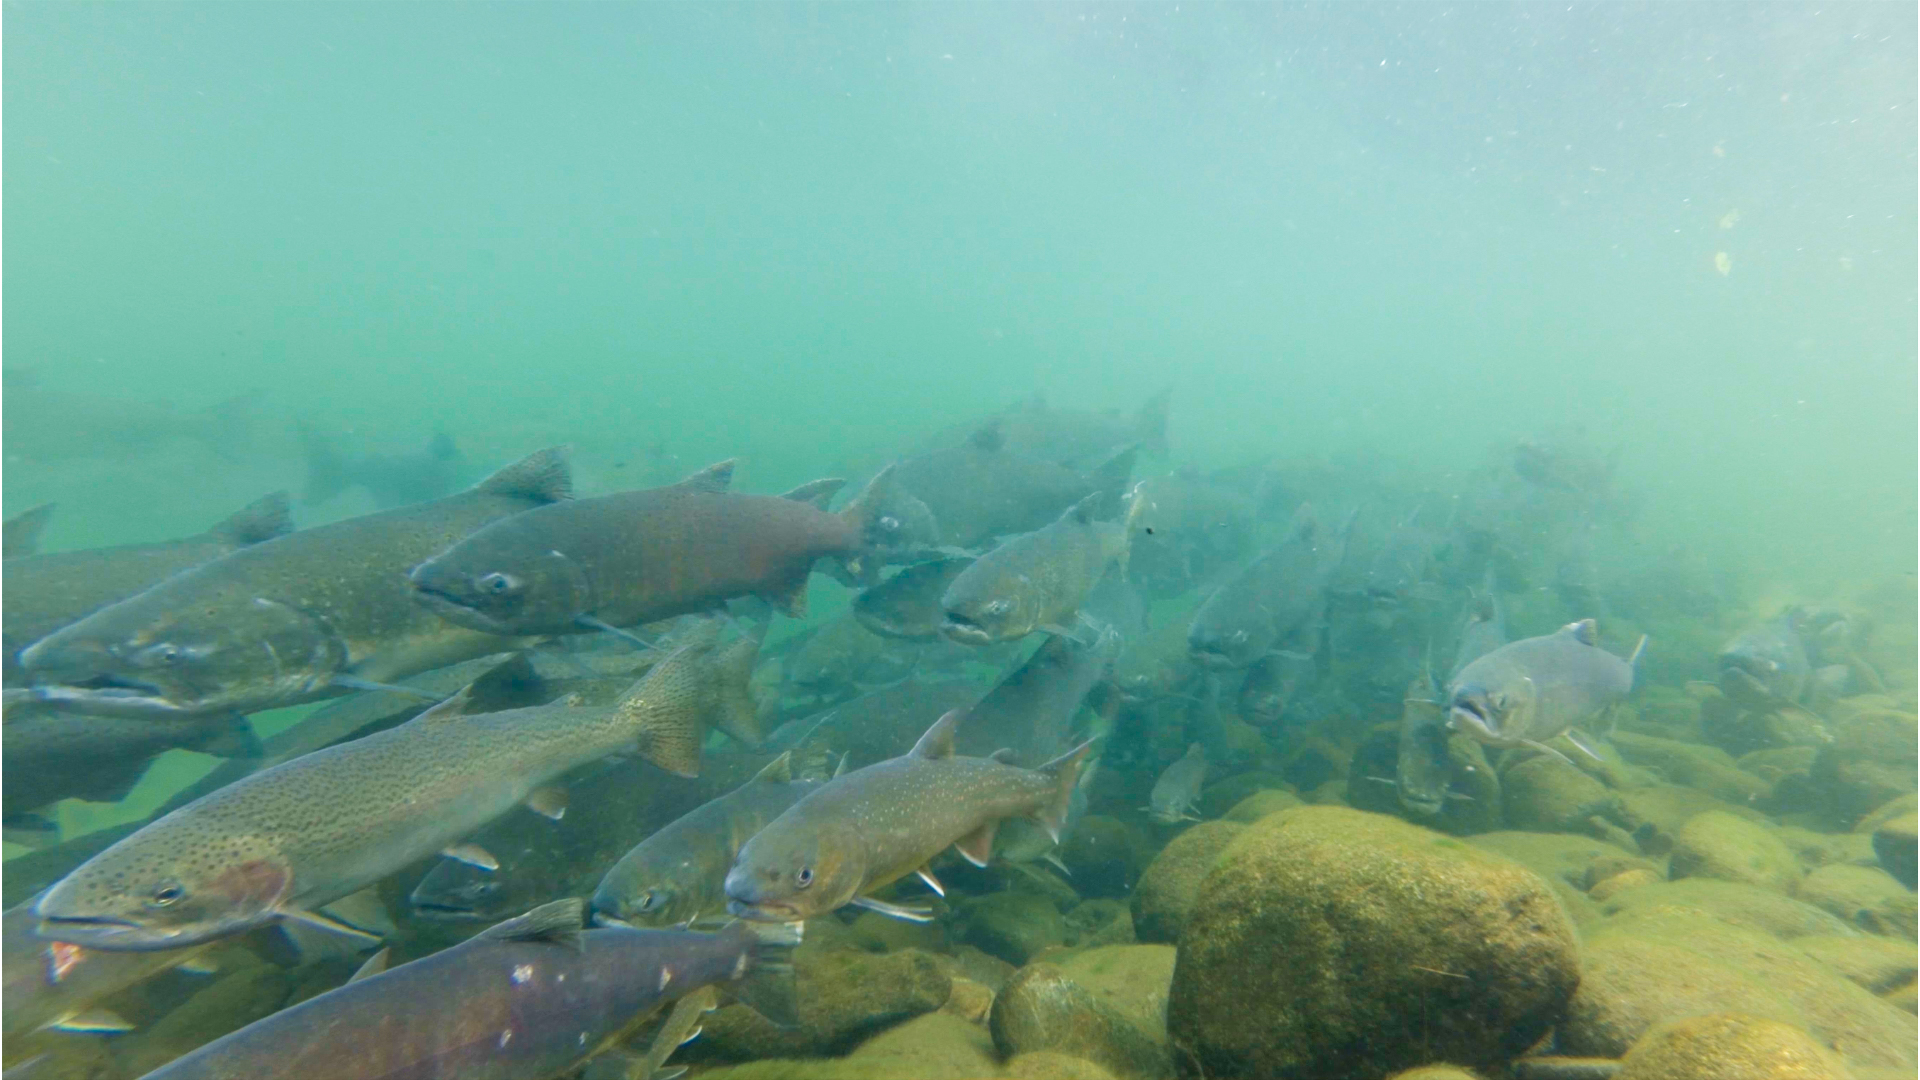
50,1008,134,1034
347,947,390,984
953,821,996,868
279,905,385,947
849,895,935,923
442,843,500,871
526,786,569,821
914,867,947,896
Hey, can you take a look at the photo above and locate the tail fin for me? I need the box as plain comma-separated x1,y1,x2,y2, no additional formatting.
298,425,350,506
1135,387,1172,456
723,920,801,1028
616,639,713,779
714,633,764,749
3,503,56,558
210,492,294,547
1085,444,1140,518
834,465,898,586
1032,738,1098,842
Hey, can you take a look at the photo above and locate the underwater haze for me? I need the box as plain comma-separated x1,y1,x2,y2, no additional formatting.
4,4,1918,1080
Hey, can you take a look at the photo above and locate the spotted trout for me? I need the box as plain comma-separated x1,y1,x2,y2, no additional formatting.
724,708,1093,923
593,751,823,928
18,449,571,718
939,494,1135,647
31,627,751,951
133,898,797,1080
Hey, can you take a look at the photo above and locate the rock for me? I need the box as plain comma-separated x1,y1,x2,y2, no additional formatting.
1585,854,1666,890
1005,1051,1124,1079
1883,980,1917,1015
1794,934,1919,994
1560,906,1916,1070
934,945,1017,992
1222,789,1303,823
1810,706,1918,826
1466,830,1637,926
1066,898,1137,949
1611,731,1773,806
1669,811,1801,894
1169,807,1581,1079
1058,945,1176,1045
848,909,946,953
1617,785,1771,855
1384,1069,1488,1080
1061,815,1153,899
1773,826,1877,873
1854,793,1918,835
1196,771,1292,819
1871,811,1917,889
1796,864,1917,940
1278,735,1350,793
1508,1058,1623,1080
692,945,953,1060
1737,746,1818,787
960,891,1069,966
940,976,996,1023
1614,1012,1849,1080
1591,868,1662,901
1502,755,1624,834
1129,820,1243,944
1595,878,1856,940
839,1012,1000,1079
992,963,1171,1080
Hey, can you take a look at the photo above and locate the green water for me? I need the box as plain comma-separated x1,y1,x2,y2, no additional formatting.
2,2,1914,1074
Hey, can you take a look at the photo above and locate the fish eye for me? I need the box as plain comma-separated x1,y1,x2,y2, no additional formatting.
985,600,1011,616
138,643,183,666
478,572,519,595
147,881,186,908
879,515,901,532
636,891,656,912
795,867,814,889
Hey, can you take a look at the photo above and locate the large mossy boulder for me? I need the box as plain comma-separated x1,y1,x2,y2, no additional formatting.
1797,864,1918,941
992,963,1172,1080
1810,704,1918,826
1129,820,1243,945
1614,1012,1850,1080
958,891,1069,966
691,945,953,1060
1870,809,1918,889
1561,907,1915,1071
1167,807,1580,1079
1668,811,1802,894
1594,877,1855,940
1501,755,1623,834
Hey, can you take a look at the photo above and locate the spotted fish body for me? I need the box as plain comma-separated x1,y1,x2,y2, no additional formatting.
33,630,745,952
593,752,822,928
134,899,795,1080
3,493,293,683
939,495,1132,646
1148,743,1208,824
1447,618,1638,759
409,461,893,636
18,449,571,719
724,709,1093,923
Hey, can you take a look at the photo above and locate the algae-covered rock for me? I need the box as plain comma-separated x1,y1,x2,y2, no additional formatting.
1611,731,1772,805
837,1011,999,1079
1058,944,1176,1045
848,908,947,953
1384,1068,1488,1080
1196,771,1291,819
960,890,1070,966
1222,789,1303,823
1615,1012,1849,1080
1168,807,1580,1079
1811,706,1918,825
1669,811,1801,894
1797,864,1918,940
1872,810,1917,889
1466,830,1637,926
1061,815,1154,899
1066,898,1137,949
940,975,995,1023
1503,755,1624,834
1795,934,1919,994
692,945,953,1060
1560,906,1915,1070
1594,877,1855,940
1591,868,1662,900
1005,1051,1124,1079
1617,785,1770,852
1854,792,1918,835
992,963,1172,1080
1737,746,1818,788
1772,826,1877,873
1129,819,1243,945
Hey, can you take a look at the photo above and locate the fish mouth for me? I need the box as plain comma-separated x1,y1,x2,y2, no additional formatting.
1448,702,1497,742
938,614,995,647
725,898,805,923
26,678,195,717
34,915,162,949
408,583,510,633
1187,644,1243,670
409,902,488,922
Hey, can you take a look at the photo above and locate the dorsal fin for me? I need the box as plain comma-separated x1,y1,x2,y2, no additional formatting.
1059,492,1103,526
411,686,475,727
910,709,967,760
677,460,735,494
2,502,56,558
779,478,846,509
475,446,573,503
833,752,853,778
967,419,1005,453
479,898,585,951
753,751,794,784
211,491,294,546
1561,618,1599,646
989,748,1017,764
